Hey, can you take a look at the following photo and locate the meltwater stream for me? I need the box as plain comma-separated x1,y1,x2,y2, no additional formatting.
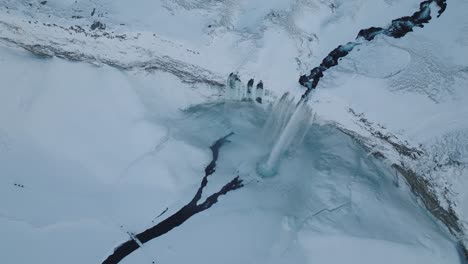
298,0,447,98
256,0,448,177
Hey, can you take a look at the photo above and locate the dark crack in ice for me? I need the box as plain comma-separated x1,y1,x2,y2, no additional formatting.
102,133,244,264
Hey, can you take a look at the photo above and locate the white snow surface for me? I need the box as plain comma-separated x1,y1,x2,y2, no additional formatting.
1,0,467,263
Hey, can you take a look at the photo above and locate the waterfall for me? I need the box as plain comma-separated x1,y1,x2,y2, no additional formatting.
222,73,313,177
224,73,263,103
257,93,313,177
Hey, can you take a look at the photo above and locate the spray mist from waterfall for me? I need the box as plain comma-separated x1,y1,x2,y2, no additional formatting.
257,93,313,177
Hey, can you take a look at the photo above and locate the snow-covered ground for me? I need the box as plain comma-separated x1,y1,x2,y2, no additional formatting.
1,0,467,263
309,0,468,245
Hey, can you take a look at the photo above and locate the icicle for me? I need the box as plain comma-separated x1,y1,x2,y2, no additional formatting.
246,78,254,101
233,74,244,100
225,72,235,100
255,80,264,104
225,72,242,100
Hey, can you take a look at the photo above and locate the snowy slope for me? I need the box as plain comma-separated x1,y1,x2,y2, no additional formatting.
308,0,468,246
1,0,467,263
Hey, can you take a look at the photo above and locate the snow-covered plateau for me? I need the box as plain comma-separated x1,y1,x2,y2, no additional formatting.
1,0,467,263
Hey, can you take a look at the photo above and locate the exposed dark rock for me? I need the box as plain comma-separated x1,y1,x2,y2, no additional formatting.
256,80,263,90
339,125,467,259
247,78,254,96
393,164,461,233
0,35,223,87
357,27,384,41
247,78,254,88
90,21,105,31
460,244,468,263
40,1,47,5
348,108,424,159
